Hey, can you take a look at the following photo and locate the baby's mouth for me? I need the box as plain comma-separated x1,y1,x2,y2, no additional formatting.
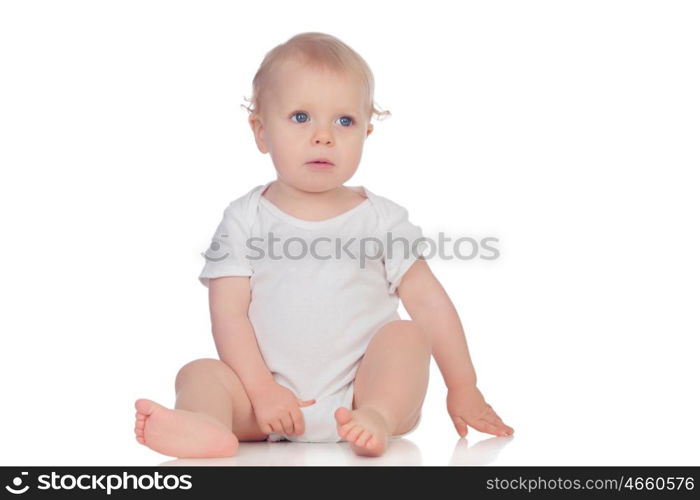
307,160,335,167
306,157,335,166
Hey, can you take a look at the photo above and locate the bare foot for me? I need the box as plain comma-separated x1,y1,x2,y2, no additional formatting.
334,406,390,457
134,398,238,458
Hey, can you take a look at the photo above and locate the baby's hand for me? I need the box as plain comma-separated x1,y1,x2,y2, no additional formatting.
249,380,315,436
446,385,514,438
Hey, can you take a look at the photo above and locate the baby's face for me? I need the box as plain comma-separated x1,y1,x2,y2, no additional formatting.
249,59,374,193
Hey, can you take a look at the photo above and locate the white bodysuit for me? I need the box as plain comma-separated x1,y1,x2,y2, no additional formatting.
199,180,428,442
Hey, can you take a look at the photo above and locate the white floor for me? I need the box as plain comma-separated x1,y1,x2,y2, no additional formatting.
155,435,514,467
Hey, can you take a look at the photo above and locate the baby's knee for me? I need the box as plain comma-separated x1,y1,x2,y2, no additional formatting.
175,358,231,388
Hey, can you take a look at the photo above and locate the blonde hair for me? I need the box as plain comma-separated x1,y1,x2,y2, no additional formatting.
242,32,391,122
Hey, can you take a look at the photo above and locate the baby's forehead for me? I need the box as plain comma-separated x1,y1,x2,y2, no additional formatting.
273,64,365,101
257,57,369,117
277,59,357,85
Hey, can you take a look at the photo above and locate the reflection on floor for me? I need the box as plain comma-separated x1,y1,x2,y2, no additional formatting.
158,435,514,467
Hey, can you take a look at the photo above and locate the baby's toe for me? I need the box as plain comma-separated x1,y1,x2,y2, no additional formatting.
334,406,352,426
134,398,160,416
356,430,372,447
134,405,151,445
134,422,145,443
337,423,355,439
346,425,364,442
351,433,386,457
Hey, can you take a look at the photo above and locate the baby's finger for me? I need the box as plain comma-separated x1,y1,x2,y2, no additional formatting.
292,410,305,435
273,418,286,435
281,413,295,435
298,399,316,407
480,407,499,420
452,416,468,437
500,422,514,435
485,414,513,435
475,419,509,437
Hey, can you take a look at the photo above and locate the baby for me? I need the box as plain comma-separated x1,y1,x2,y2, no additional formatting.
134,32,513,459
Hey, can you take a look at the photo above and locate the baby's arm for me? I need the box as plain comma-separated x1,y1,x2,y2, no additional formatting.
207,276,314,436
397,258,514,437
208,276,275,396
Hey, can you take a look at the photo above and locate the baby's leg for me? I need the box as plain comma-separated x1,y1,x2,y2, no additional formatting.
335,320,430,457
134,358,268,458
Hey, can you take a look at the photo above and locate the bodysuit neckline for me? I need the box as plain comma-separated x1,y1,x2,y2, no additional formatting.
257,181,372,229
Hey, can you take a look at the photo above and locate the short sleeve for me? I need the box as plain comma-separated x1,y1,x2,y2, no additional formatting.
380,199,429,295
198,198,253,288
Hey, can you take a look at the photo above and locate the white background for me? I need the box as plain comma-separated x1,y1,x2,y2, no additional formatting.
1,0,698,466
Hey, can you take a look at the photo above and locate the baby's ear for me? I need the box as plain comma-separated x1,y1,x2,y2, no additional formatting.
366,123,374,137
248,113,261,132
248,114,268,153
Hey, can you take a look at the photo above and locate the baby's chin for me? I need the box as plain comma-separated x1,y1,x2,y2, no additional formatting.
275,170,358,192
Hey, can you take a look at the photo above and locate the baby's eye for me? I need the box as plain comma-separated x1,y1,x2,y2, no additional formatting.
291,111,309,123
337,116,354,127
289,112,354,127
